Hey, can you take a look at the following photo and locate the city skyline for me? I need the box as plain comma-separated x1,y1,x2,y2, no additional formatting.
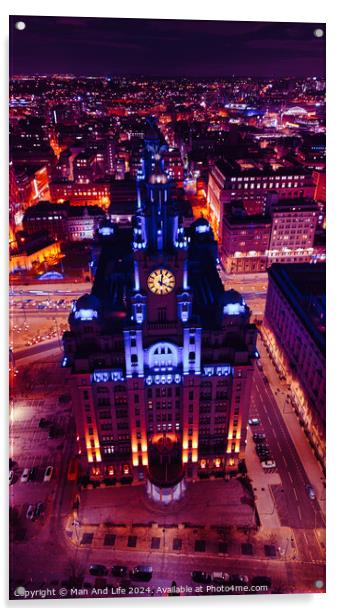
10,16,325,78
9,17,326,599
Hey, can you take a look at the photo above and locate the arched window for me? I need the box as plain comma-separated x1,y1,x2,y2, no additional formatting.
148,342,178,369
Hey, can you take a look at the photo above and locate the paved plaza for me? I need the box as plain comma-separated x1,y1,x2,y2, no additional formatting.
76,478,255,527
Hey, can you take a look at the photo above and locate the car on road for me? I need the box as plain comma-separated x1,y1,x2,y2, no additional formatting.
211,571,230,583
89,564,108,577
305,484,316,500
256,444,270,454
229,574,249,586
191,571,211,583
261,459,276,470
51,424,64,438
258,452,271,462
43,466,53,482
255,442,269,450
111,566,128,577
248,417,260,426
253,433,266,442
48,425,59,438
257,359,263,371
59,393,71,404
9,470,14,485
29,467,37,481
21,468,30,483
26,505,35,521
251,575,272,588
130,565,153,581
256,445,270,454
39,418,50,428
35,502,44,518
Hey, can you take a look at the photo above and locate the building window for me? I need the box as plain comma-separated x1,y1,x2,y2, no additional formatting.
101,424,113,431
158,307,167,322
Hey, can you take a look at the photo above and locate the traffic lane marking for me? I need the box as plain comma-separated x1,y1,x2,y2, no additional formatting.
252,378,322,521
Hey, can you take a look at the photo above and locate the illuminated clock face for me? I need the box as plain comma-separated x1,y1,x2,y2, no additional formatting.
147,268,175,295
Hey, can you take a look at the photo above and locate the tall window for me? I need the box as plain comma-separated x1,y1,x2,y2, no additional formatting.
158,307,167,322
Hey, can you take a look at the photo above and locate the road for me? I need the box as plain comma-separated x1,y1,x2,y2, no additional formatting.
220,271,268,319
10,530,324,597
9,274,326,598
251,365,324,530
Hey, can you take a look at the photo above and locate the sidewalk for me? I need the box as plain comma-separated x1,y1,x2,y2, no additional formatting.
257,336,326,520
65,515,298,562
245,427,282,529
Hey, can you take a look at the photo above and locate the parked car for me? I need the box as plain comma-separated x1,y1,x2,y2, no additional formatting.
257,359,263,371
35,502,44,518
39,418,50,428
248,417,260,426
9,470,14,485
258,452,271,462
21,468,30,483
211,571,230,583
111,566,128,577
253,433,266,442
261,460,276,470
29,467,37,481
251,575,272,588
256,446,270,453
305,484,316,500
43,466,53,482
48,426,59,439
256,447,270,458
191,571,211,583
229,574,249,586
130,565,153,581
255,443,269,451
26,505,35,520
59,393,71,404
89,564,108,577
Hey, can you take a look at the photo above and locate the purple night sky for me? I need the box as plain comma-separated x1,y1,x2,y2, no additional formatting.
9,16,325,78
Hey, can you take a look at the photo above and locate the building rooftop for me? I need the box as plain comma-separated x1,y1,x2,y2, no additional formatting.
23,201,105,219
271,198,318,212
223,200,271,225
268,263,325,355
214,158,309,179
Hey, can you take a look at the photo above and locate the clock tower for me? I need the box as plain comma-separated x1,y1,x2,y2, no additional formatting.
64,128,257,502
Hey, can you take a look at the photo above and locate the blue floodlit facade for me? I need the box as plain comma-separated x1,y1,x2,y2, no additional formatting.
63,130,258,496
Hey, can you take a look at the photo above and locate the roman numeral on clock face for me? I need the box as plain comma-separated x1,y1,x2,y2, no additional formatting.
147,268,175,294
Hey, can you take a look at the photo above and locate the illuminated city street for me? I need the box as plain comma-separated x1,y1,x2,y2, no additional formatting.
9,15,325,601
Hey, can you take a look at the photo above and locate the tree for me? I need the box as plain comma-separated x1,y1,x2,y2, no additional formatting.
64,558,86,587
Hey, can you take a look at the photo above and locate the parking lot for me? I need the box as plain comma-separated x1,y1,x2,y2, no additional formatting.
9,390,74,541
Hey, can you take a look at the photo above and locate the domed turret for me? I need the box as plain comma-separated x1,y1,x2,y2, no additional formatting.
223,289,247,316
72,293,101,321
192,217,212,236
